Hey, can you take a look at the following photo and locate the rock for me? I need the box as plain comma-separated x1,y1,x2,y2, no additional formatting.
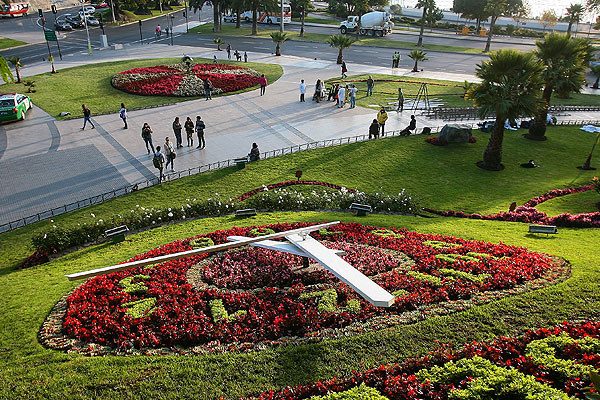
438,124,472,143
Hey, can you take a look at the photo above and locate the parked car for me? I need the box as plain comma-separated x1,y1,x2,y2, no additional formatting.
82,15,100,25
54,19,73,30
90,2,108,8
223,14,237,22
0,93,32,122
64,14,84,27
79,5,95,15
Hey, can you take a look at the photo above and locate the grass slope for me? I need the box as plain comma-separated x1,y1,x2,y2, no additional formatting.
0,38,27,50
0,58,283,119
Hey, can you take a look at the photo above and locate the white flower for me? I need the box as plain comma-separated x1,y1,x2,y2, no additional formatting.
52,225,56,228
43,234,47,239
168,208,172,212
182,215,186,219
99,219,103,222
50,219,54,223
168,212,173,217
136,204,140,207
90,213,95,218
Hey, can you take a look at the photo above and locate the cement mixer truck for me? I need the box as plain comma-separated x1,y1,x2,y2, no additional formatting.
338,11,393,36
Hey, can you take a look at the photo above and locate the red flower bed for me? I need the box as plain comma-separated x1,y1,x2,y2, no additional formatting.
244,320,600,399
425,136,476,146
41,223,567,355
237,180,356,201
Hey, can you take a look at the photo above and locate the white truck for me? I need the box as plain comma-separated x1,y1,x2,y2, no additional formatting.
339,11,393,36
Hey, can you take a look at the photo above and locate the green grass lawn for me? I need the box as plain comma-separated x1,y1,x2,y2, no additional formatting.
292,16,340,25
96,7,184,24
0,58,282,119
0,37,27,49
1,124,599,399
536,189,600,216
191,23,486,54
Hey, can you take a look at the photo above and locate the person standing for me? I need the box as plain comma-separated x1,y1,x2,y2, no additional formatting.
248,142,260,161
259,74,267,96
341,61,347,78
337,84,346,108
397,87,405,112
226,43,231,59
348,84,358,109
299,79,306,102
119,103,127,129
184,117,194,147
328,84,338,101
172,117,183,148
141,122,154,154
244,51,248,62
314,79,322,102
153,146,165,182
195,115,206,149
234,49,241,61
81,104,95,130
377,107,388,136
392,52,396,68
164,137,175,171
204,78,212,100
366,76,374,97
369,119,380,139
213,55,218,64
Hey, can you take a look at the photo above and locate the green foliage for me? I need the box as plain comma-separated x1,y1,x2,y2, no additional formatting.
583,370,600,400
309,383,389,399
423,240,461,249
299,289,361,314
406,270,443,287
370,229,404,239
319,228,343,236
209,299,247,323
0,56,15,84
392,289,409,297
23,80,35,93
189,237,215,248
435,253,481,264
118,274,151,295
249,227,276,237
327,34,357,50
439,268,490,283
122,297,157,318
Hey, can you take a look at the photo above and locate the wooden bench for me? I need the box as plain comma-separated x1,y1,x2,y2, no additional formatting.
105,225,129,243
235,208,257,217
528,225,558,236
349,203,372,217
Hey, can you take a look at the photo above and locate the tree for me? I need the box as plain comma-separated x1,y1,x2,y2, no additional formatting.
540,10,558,31
213,37,225,50
408,50,428,72
0,56,15,84
270,31,290,55
7,56,23,83
467,49,543,170
591,64,600,89
483,0,524,53
189,0,222,32
527,33,587,140
566,3,585,36
416,0,436,46
453,0,488,31
390,4,401,14
326,34,356,64
292,0,311,36
23,80,36,93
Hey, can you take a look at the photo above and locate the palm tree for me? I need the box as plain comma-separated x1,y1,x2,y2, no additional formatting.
23,80,36,93
591,64,600,89
213,38,225,50
566,3,585,36
8,56,23,83
0,56,15,84
527,33,587,140
416,0,436,46
467,49,543,170
408,50,428,72
270,32,290,56
327,34,356,64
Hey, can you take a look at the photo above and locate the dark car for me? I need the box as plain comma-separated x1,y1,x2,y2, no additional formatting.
64,13,84,28
54,19,73,30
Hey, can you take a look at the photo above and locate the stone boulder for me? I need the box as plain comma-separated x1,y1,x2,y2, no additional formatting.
438,124,472,143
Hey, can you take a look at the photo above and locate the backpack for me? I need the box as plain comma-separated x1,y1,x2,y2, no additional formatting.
152,154,162,168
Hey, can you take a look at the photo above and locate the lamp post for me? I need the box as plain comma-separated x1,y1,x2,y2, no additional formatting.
170,14,174,45
184,0,189,33
280,0,283,32
80,0,92,55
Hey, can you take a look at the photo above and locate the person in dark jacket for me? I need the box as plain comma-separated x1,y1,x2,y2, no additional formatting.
81,104,95,130
141,122,154,154
184,117,194,147
400,115,417,136
248,142,260,161
369,119,380,139
172,117,183,148
195,115,206,149
204,79,212,100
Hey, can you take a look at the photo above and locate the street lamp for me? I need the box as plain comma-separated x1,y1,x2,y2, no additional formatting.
280,0,284,32
170,14,175,45
80,0,92,55
184,0,189,33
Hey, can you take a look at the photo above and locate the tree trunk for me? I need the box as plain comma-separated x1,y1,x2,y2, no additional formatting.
417,7,426,46
476,17,480,32
484,15,496,52
337,48,343,64
567,21,573,36
300,6,304,37
479,116,505,170
236,8,241,28
213,1,220,32
412,60,418,72
15,67,21,83
275,43,281,55
593,76,599,89
252,8,258,35
527,85,552,140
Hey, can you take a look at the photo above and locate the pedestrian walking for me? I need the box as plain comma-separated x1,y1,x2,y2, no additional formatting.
337,84,346,108
164,25,169,36
259,74,267,96
397,87,404,112
155,25,161,38
348,84,358,108
369,119,380,139
164,137,175,171
299,79,306,102
153,146,165,182
195,115,206,149
81,104,95,130
119,103,128,129
184,117,194,147
248,142,260,161
341,61,347,78
141,122,154,154
377,107,388,136
204,78,212,100
244,51,248,62
213,55,218,64
366,76,374,97
392,52,396,68
226,43,231,59
234,50,241,61
172,117,183,148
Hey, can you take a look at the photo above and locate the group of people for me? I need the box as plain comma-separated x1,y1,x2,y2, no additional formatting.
369,109,416,139
155,25,169,38
304,80,358,108
225,43,248,62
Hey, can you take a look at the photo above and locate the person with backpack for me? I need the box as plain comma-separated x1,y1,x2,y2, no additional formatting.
81,104,95,130
164,137,175,171
172,117,183,148
377,106,388,136
153,146,165,182
141,123,154,154
119,103,128,129
184,117,194,147
195,115,206,149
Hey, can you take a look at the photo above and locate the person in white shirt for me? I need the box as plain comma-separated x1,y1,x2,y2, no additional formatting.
337,85,346,108
299,79,306,102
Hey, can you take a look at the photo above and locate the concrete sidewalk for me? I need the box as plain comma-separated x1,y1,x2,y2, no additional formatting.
1,42,598,228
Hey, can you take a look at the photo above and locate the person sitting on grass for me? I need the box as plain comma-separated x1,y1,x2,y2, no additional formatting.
400,115,416,136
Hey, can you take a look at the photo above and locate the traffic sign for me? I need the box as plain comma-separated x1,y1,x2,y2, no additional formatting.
44,30,57,41
51,4,57,14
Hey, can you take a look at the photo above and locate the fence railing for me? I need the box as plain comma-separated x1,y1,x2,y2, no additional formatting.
1,119,599,233
421,105,600,122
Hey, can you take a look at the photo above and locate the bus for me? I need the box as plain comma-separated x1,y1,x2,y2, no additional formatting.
0,2,29,17
241,3,291,24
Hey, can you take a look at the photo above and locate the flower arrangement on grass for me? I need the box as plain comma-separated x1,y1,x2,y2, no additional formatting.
243,320,600,400
111,63,261,97
40,223,568,355
425,136,477,146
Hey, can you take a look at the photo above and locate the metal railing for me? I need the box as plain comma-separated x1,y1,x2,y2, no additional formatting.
421,105,600,122
1,119,598,233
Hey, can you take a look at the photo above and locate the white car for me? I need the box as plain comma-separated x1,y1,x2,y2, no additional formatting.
79,5,95,15
223,14,237,22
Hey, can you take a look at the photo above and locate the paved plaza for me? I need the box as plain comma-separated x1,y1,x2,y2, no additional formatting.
1,41,599,227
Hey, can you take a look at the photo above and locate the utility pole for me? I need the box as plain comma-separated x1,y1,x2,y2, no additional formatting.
184,0,189,33
110,0,116,21
138,20,143,43
50,4,62,60
79,0,92,55
280,0,284,32
170,14,174,45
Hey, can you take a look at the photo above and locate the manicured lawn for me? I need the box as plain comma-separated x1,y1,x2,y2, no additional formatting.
536,189,600,216
292,16,340,25
0,58,283,119
96,7,184,24
0,38,27,49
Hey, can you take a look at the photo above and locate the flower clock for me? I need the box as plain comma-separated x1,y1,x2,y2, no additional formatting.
111,63,261,97
41,223,569,356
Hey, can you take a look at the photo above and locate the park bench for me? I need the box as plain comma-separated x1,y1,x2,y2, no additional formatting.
349,203,372,217
233,157,248,170
235,208,257,217
528,224,558,236
105,225,129,243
